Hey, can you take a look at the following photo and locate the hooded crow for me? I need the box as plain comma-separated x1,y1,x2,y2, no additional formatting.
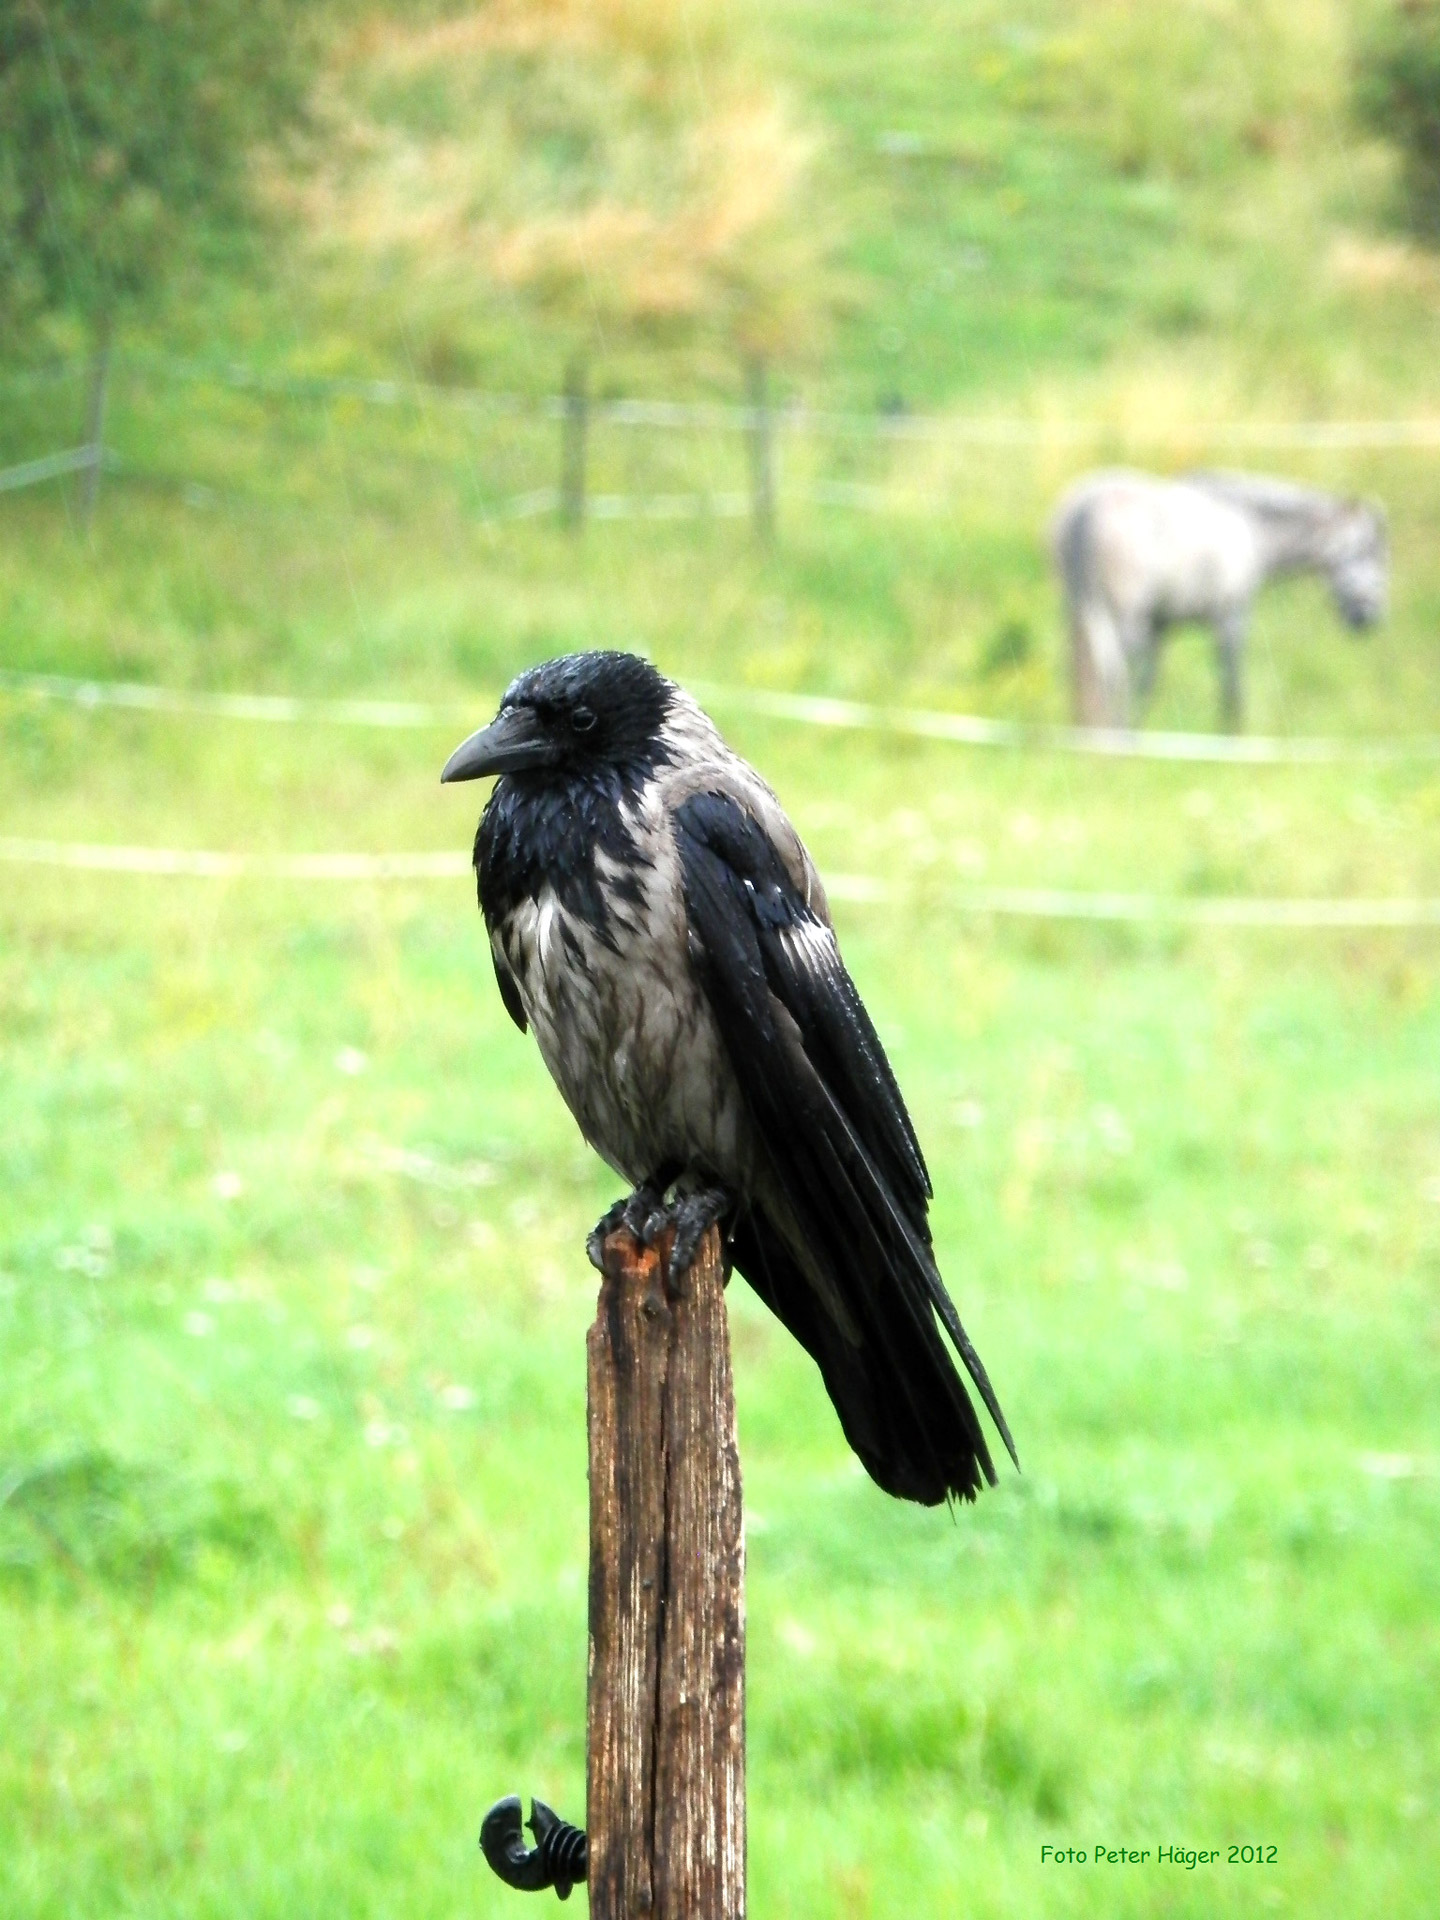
442,651,1016,1506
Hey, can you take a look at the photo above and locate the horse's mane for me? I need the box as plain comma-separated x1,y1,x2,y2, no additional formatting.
1183,469,1343,522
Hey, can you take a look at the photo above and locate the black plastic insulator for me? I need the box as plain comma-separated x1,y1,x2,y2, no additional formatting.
480,1796,588,1901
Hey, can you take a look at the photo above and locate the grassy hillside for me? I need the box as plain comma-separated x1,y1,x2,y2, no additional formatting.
3,3,1439,1918
5,0,1439,736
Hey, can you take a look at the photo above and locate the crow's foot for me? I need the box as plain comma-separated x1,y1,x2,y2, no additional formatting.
668,1185,732,1280
587,1180,732,1279
587,1182,666,1271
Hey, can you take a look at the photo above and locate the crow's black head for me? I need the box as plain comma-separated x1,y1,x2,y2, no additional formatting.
441,651,674,785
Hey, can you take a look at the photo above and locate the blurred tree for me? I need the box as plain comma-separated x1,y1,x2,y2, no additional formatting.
0,0,314,511
1356,0,1440,240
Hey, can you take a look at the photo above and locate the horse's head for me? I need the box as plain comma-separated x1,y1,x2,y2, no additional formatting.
1324,500,1388,631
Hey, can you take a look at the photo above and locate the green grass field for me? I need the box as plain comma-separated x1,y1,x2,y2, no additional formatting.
4,2,1440,1915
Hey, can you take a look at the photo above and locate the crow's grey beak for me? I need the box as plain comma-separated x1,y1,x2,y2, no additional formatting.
441,707,554,782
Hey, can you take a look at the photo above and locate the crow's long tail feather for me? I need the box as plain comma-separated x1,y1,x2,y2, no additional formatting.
730,1211,990,1505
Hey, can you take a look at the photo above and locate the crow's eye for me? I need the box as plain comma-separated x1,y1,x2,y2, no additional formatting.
571,705,597,735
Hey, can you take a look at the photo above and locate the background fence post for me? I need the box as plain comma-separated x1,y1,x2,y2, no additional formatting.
745,357,775,549
561,357,588,531
77,318,113,528
587,1223,745,1919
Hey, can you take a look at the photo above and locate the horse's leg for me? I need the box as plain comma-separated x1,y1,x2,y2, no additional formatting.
1215,611,1247,732
1131,616,1163,711
1105,617,1134,727
1075,604,1129,728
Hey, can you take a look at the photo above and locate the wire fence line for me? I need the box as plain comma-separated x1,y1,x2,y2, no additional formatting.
6,666,1440,765
0,444,101,493
2,460,915,522
12,350,1440,447
100,355,1440,449
6,347,1436,533
693,685,1440,765
0,668,454,729
0,451,858,520
0,837,467,880
947,888,1440,927
3,834,1439,927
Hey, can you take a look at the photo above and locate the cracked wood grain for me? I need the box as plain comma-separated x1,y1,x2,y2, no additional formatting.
587,1224,745,1919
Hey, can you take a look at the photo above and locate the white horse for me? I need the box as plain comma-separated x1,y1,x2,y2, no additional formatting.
1051,470,1388,730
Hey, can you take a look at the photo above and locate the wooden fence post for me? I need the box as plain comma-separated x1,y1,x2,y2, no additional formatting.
587,1223,745,1919
561,358,588,531
745,357,775,549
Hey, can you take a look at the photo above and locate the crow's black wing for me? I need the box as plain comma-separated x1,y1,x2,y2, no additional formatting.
674,790,1015,1503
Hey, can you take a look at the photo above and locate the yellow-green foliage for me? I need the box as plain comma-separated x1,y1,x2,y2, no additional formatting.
287,0,829,373
1031,0,1353,177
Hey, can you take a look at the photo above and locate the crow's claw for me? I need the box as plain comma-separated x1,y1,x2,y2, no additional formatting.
622,1184,669,1246
587,1184,664,1271
587,1197,626,1271
669,1186,732,1279
590,1194,629,1240
589,1181,733,1280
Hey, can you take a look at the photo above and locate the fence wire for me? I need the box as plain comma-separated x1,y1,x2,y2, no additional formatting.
108,355,1440,449
6,667,1440,765
5,352,1439,518
3,835,1438,928
0,445,100,492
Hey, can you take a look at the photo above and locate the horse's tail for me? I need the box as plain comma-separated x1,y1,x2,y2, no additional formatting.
1049,483,1093,596
1052,486,1128,728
